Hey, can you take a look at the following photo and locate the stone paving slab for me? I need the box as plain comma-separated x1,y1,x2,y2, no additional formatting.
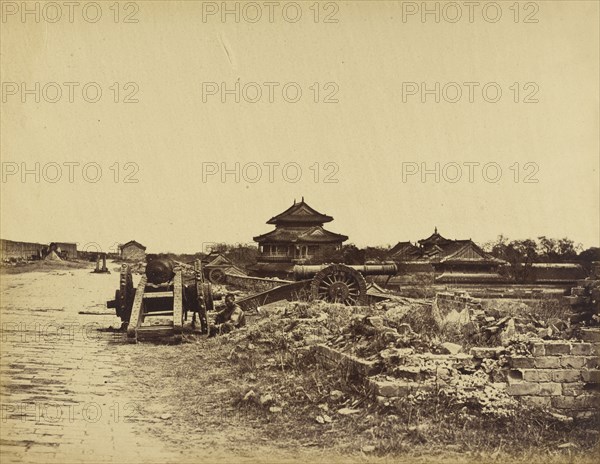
1,268,181,463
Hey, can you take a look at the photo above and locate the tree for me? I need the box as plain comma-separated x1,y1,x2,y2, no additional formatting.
204,242,258,267
507,239,538,282
339,244,365,264
484,234,509,258
536,236,557,261
557,238,581,260
364,246,391,263
486,235,538,282
577,247,600,273
536,236,581,262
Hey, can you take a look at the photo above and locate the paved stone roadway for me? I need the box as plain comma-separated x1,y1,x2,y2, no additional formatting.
0,267,180,463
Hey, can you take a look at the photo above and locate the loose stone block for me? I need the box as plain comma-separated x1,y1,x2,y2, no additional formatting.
582,369,600,383
562,382,586,397
538,382,562,396
580,329,600,343
544,342,571,356
534,357,562,369
551,396,576,409
552,394,600,410
570,343,593,356
393,366,423,381
370,379,415,398
531,343,546,357
573,410,596,420
507,383,540,396
470,347,502,359
521,396,552,408
552,370,582,383
560,356,588,369
378,381,404,398
510,357,535,368
522,369,553,382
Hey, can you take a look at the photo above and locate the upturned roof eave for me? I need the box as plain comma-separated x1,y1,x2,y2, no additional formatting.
266,200,334,225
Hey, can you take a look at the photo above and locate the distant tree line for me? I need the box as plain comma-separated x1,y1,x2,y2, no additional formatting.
206,243,259,268
320,244,391,265
483,235,599,275
325,237,600,273
146,252,205,264
145,237,599,278
146,243,259,268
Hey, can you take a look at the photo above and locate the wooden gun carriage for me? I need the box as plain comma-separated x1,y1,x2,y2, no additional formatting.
106,258,216,343
107,259,397,343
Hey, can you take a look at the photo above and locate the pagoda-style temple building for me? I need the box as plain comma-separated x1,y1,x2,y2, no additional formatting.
390,228,507,283
250,198,348,277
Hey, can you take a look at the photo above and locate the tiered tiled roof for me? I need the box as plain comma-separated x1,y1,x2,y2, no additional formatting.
266,198,334,225
390,229,506,265
254,199,348,245
254,225,348,244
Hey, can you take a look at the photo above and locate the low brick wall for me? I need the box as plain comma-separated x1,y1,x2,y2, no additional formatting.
312,344,381,377
313,340,600,417
505,341,599,415
225,274,292,293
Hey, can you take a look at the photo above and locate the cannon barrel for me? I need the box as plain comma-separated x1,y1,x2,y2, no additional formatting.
293,263,397,280
145,258,175,284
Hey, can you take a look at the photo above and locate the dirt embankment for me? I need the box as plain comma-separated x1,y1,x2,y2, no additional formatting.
0,260,92,275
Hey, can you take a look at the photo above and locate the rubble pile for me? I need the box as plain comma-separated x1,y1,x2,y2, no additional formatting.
369,352,519,419
223,295,597,421
228,301,370,349
330,314,438,359
433,292,575,345
463,306,572,345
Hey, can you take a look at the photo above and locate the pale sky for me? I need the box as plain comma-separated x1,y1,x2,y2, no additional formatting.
1,1,598,254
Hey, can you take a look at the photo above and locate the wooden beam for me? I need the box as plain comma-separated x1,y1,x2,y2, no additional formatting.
127,276,147,342
142,291,174,299
172,271,183,336
142,311,174,317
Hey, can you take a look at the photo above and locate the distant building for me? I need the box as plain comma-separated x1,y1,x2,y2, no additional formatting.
388,241,421,261
119,240,146,261
48,242,78,260
528,263,586,284
201,252,247,283
250,198,348,277
390,228,507,283
1,239,45,260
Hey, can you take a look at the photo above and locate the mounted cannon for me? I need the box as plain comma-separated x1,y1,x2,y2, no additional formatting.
107,258,217,342
107,260,396,342
234,263,398,311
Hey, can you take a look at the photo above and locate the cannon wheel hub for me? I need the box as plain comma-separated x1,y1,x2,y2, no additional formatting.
310,264,368,306
327,281,351,301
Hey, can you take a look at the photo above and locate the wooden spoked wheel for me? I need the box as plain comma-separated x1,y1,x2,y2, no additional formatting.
116,264,134,324
310,264,368,306
208,268,226,284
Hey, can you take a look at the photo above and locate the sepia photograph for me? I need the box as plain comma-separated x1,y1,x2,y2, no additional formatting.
1,1,599,463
